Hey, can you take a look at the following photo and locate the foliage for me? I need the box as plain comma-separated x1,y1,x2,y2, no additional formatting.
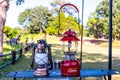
18,0,81,36
50,0,83,36
46,12,81,35
50,0,65,14
50,0,79,16
4,26,18,39
18,7,82,36
16,0,24,5
18,6,52,34
87,0,120,40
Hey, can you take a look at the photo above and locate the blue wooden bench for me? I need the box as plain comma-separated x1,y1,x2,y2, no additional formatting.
3,69,119,80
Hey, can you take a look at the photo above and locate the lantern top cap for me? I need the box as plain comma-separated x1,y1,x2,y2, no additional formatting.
60,29,79,41
63,29,76,36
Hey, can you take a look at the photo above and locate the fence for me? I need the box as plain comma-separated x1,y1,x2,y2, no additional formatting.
0,43,33,69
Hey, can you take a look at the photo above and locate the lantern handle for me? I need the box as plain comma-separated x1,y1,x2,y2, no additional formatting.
58,3,83,70
58,3,80,36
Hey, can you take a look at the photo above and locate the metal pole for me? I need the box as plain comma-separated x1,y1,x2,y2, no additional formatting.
58,9,60,36
80,0,84,80
108,0,112,80
80,0,84,70
14,77,16,80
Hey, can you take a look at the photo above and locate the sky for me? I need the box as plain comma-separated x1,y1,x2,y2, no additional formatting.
5,0,102,28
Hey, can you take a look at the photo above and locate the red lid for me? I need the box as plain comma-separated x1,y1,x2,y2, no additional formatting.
63,29,76,36
60,29,79,41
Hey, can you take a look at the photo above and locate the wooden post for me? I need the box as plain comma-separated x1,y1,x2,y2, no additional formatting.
20,48,22,57
11,50,16,65
31,45,36,68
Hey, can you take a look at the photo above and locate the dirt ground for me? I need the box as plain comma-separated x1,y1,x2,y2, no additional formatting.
82,37,120,59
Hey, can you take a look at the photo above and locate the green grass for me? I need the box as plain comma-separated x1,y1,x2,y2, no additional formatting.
20,33,44,43
0,51,32,80
0,43,24,66
3,43,24,54
1,35,120,80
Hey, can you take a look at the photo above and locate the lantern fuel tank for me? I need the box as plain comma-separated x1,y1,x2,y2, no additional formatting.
61,59,80,76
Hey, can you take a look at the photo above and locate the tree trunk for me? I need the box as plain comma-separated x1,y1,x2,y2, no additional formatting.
0,0,9,61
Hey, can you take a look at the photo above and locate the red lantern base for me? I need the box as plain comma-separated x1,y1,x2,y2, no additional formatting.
61,59,80,77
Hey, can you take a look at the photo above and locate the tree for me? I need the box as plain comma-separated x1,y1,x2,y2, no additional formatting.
18,6,52,34
0,0,9,61
47,12,81,35
4,26,18,39
47,12,66,35
4,26,12,39
112,0,120,40
87,0,120,40
50,0,65,15
87,12,106,38
15,0,24,5
50,0,78,16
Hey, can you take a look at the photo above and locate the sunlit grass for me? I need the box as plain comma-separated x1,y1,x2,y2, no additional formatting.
20,33,44,43
3,43,24,54
100,40,120,48
112,40,120,47
0,43,24,67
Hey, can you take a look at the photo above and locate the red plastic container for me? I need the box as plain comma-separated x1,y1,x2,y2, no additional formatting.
61,59,80,76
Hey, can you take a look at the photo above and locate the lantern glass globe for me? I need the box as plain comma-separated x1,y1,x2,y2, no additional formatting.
35,53,48,65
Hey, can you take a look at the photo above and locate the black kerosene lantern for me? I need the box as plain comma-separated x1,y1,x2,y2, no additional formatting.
31,40,52,77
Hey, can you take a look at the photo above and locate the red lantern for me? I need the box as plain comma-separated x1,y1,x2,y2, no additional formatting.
60,29,80,76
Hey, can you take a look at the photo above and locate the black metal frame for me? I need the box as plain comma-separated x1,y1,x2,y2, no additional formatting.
108,0,113,80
